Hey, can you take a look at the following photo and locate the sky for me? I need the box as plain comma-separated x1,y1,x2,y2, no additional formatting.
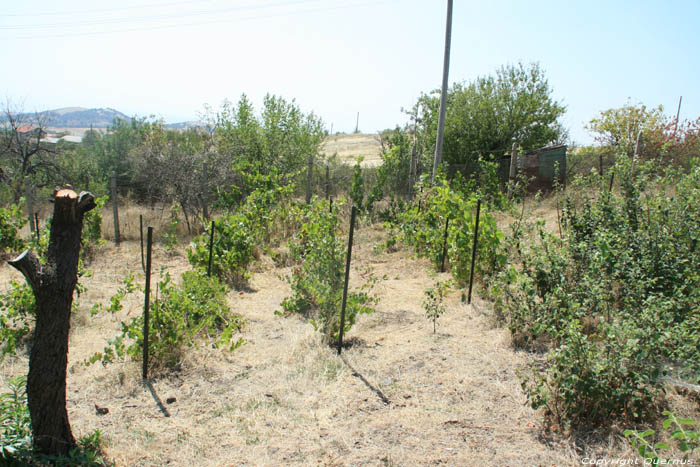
2,0,699,145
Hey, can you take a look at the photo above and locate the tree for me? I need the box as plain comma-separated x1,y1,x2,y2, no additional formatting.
374,126,414,198
214,94,325,181
130,122,211,227
98,116,148,189
0,101,62,203
586,100,665,158
8,186,96,456
413,62,567,169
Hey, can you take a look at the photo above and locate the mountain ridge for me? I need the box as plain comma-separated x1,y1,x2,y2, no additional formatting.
6,107,197,129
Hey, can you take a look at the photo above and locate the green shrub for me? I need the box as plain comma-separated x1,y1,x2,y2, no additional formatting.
625,411,698,462
0,281,35,358
0,204,27,258
81,195,107,261
521,320,659,427
423,280,452,334
0,376,108,465
281,198,379,343
162,204,180,254
188,176,293,287
0,376,31,460
391,178,506,285
90,270,244,372
494,156,700,428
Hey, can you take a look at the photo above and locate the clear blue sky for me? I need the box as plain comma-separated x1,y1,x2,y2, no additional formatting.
2,0,699,144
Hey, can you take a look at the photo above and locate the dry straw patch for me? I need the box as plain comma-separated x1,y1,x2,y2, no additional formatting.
321,133,383,168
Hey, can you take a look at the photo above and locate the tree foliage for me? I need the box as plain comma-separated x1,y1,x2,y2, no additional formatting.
214,94,325,181
587,100,700,167
414,62,566,168
586,100,665,158
493,157,700,427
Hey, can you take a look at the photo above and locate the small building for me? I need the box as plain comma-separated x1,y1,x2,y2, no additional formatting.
498,144,567,191
446,144,567,192
16,125,47,139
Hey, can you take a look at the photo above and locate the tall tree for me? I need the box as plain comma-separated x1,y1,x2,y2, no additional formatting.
586,100,665,158
213,94,325,196
0,101,62,203
414,62,567,168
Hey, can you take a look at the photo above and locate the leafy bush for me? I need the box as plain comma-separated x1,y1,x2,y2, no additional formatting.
81,195,107,261
0,281,35,358
625,411,698,463
390,178,506,285
162,204,180,254
0,203,27,258
90,270,244,372
493,156,700,427
0,376,31,460
1,376,108,465
281,198,379,343
188,174,293,287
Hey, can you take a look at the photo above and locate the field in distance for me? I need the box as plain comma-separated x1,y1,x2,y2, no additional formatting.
321,133,382,167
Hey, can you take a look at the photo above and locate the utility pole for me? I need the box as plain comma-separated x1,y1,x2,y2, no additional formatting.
673,96,683,137
354,112,360,134
431,0,453,184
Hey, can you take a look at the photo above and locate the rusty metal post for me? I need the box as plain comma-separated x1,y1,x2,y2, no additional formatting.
338,206,357,355
143,226,153,380
440,217,449,272
467,199,481,305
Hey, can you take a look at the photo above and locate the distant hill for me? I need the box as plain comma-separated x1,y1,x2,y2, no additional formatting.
2,106,204,131
39,107,131,128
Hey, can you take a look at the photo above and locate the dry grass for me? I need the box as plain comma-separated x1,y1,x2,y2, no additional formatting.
1,212,697,465
102,202,205,244
322,134,382,168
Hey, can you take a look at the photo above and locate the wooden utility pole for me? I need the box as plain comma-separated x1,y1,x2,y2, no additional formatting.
9,187,96,456
431,0,453,184
633,130,643,161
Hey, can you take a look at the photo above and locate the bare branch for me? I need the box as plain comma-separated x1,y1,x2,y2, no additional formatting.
8,249,42,291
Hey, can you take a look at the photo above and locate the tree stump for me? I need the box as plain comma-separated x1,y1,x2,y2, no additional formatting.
8,186,96,456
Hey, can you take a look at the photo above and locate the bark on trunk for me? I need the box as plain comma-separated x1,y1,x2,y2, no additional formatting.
8,186,96,456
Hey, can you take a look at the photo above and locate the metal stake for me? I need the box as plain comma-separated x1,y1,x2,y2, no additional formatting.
338,206,357,355
467,199,481,304
143,227,153,380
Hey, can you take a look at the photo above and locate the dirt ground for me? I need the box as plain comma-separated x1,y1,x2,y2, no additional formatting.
0,215,680,466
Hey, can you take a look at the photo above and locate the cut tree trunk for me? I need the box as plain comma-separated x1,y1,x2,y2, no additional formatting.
8,186,96,456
